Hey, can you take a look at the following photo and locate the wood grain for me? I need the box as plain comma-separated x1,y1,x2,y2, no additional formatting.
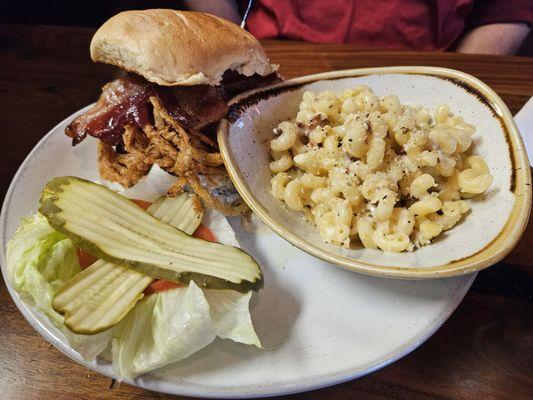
0,24,532,400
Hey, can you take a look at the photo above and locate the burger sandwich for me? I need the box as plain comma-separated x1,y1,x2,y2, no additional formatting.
6,10,274,380
66,9,280,214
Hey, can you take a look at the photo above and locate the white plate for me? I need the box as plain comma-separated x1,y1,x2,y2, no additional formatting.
0,106,475,398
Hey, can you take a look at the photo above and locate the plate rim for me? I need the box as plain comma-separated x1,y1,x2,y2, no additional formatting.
218,66,532,279
0,96,477,399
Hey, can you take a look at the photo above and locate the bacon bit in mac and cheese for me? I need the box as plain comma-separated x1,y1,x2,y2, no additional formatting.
269,86,492,252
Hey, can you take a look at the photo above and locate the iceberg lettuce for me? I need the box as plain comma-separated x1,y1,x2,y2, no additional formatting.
112,281,217,378
6,213,112,360
112,281,261,379
204,288,261,347
7,213,80,325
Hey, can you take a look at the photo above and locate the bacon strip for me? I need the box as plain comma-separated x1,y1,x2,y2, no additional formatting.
66,72,280,147
66,76,153,145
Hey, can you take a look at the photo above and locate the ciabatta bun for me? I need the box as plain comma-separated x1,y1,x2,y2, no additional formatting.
90,9,277,86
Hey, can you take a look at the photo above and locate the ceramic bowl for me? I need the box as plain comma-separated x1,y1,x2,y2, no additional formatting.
218,66,531,279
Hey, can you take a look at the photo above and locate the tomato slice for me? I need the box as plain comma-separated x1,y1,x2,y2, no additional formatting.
131,199,152,210
77,248,97,269
144,280,183,296
193,224,217,242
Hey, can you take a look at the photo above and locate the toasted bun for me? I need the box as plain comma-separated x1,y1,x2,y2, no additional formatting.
90,9,277,86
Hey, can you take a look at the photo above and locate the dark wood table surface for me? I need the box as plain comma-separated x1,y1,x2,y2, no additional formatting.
1,24,532,400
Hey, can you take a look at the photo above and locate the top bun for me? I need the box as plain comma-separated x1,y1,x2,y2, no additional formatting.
90,9,277,86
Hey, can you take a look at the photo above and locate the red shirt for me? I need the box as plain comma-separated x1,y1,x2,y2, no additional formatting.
244,0,533,50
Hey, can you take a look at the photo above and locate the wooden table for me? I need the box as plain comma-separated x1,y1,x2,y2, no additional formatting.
1,24,532,400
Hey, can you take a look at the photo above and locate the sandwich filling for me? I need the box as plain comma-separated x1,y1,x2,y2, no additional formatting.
66,71,279,214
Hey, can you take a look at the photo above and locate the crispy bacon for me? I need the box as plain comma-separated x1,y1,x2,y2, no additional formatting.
66,72,280,146
66,76,153,146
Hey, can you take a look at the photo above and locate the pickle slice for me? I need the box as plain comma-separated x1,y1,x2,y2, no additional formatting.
53,192,207,334
53,260,152,334
41,176,262,292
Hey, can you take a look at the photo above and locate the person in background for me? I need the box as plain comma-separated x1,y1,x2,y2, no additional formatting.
184,0,532,55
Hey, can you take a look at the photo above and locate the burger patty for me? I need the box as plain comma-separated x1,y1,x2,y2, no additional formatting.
66,71,280,146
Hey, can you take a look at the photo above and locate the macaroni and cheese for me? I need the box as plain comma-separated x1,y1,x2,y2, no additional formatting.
268,86,492,252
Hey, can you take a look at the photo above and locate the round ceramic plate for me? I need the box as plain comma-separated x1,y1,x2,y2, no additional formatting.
0,106,475,398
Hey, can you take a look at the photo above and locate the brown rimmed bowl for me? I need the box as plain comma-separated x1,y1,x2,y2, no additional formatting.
218,66,531,278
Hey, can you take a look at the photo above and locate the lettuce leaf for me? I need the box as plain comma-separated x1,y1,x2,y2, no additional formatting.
204,289,261,347
111,284,261,379
202,210,261,346
112,281,217,379
7,214,80,324
6,213,112,360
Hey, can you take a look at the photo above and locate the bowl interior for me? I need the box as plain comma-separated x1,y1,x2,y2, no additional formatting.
221,70,524,274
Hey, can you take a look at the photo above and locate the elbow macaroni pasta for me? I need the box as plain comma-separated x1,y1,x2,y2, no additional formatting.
269,87,493,252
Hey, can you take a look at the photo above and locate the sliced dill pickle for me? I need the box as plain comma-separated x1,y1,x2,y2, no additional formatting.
41,177,263,293
53,192,211,334
53,260,152,334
